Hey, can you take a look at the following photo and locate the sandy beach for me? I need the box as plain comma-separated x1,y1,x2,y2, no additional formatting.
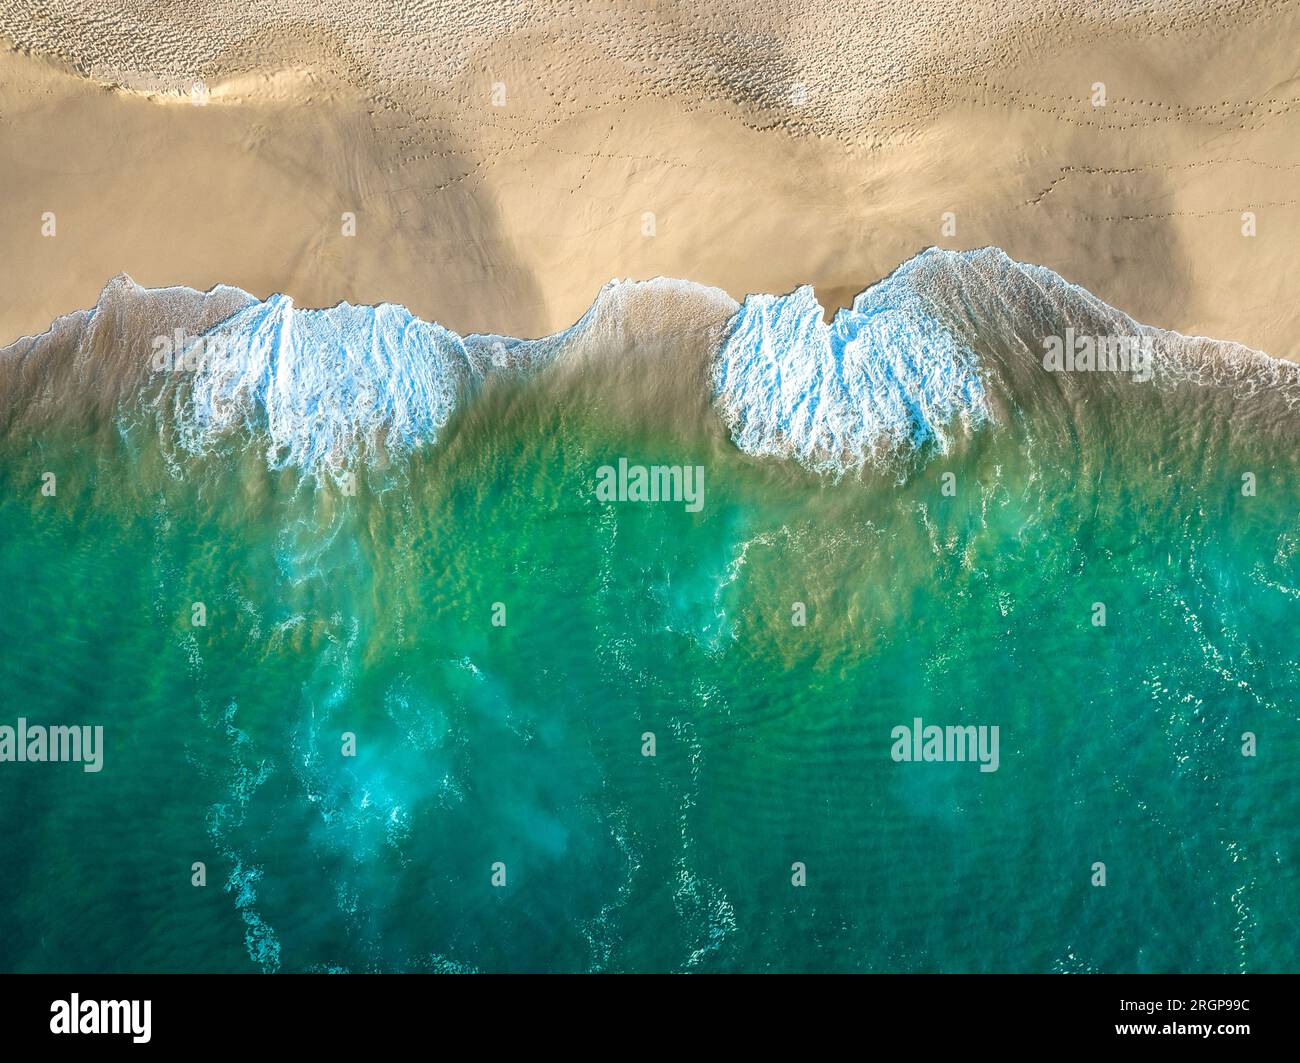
2,1,1298,357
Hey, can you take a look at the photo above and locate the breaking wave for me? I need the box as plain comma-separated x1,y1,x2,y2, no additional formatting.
2,248,1296,480
711,262,990,475
174,297,473,478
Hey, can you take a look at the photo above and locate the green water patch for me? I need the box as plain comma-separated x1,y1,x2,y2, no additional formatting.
0,366,1296,972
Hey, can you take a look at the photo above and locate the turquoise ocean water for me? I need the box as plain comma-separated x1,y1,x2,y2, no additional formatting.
0,249,1296,972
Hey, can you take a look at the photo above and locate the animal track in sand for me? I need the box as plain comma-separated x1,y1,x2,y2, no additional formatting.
0,0,1283,145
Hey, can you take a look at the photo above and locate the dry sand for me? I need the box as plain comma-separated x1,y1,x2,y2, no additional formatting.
2,1,1298,357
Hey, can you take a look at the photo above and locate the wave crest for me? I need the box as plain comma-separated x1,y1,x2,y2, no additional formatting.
3,250,1297,482
169,297,473,479
711,259,991,476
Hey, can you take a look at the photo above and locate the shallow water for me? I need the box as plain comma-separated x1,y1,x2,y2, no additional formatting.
1,250,1296,972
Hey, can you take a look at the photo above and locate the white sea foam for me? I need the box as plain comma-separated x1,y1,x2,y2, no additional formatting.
167,262,996,482
6,249,1297,482
711,254,991,476
159,277,735,482
171,296,474,482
